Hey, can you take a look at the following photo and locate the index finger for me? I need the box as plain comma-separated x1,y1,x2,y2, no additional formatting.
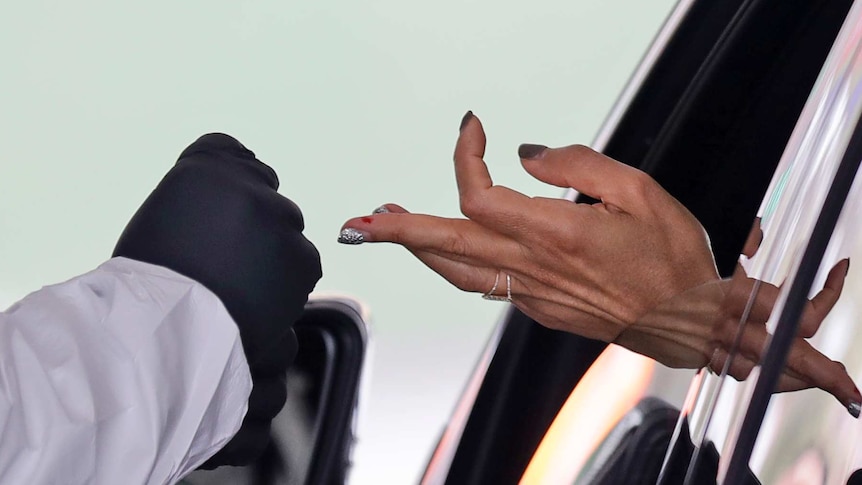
736,322,860,412
785,339,860,414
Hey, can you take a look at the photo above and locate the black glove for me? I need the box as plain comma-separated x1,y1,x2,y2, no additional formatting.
113,133,322,467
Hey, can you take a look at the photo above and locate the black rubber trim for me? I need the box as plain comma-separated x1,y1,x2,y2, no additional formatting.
298,301,367,485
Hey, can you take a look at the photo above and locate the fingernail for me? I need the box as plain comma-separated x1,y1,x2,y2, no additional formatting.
848,401,861,418
372,205,390,214
847,258,852,276
459,110,474,131
518,144,548,160
338,228,366,245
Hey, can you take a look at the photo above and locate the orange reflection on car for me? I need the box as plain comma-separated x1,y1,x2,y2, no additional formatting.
520,345,655,484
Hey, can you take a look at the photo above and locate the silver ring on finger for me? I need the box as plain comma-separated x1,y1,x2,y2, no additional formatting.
482,271,512,303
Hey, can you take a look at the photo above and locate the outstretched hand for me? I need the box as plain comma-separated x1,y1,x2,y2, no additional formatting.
339,111,717,341
338,111,858,413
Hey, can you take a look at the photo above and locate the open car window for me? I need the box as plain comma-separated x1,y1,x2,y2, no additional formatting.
661,2,862,482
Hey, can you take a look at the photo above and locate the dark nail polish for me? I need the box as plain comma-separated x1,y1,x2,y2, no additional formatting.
459,111,474,131
847,258,852,276
849,401,861,418
518,144,548,160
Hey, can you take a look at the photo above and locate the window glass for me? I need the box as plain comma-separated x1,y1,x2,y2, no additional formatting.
661,3,862,481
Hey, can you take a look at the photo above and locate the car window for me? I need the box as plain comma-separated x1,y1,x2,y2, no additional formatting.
515,1,862,483
666,2,862,482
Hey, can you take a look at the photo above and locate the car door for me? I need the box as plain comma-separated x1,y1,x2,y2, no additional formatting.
183,296,370,485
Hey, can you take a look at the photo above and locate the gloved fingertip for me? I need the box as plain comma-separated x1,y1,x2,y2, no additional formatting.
182,133,255,158
178,133,280,190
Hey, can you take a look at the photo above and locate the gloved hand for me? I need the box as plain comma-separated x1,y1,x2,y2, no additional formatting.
113,133,322,467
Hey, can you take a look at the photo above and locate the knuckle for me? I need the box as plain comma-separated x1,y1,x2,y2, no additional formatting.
727,357,753,382
449,274,472,292
798,321,816,339
730,366,751,382
460,193,486,218
448,269,485,293
568,144,594,158
824,359,848,387
560,214,592,236
389,223,411,246
628,170,658,199
712,318,737,343
456,273,483,293
388,223,404,243
441,233,469,257
708,348,726,372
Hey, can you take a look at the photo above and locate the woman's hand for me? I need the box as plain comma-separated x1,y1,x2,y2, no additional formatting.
627,257,858,412
338,111,718,342
710,220,858,412
338,111,859,412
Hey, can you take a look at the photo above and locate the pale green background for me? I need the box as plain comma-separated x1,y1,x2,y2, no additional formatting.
1,0,675,482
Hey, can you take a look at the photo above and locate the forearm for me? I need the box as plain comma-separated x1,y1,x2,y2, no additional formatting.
0,257,251,485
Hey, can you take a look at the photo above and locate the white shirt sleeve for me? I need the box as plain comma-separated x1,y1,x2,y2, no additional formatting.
0,257,252,485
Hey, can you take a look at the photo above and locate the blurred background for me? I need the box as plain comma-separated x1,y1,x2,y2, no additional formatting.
0,0,675,482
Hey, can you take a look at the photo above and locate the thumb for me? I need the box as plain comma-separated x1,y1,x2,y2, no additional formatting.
518,143,654,209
